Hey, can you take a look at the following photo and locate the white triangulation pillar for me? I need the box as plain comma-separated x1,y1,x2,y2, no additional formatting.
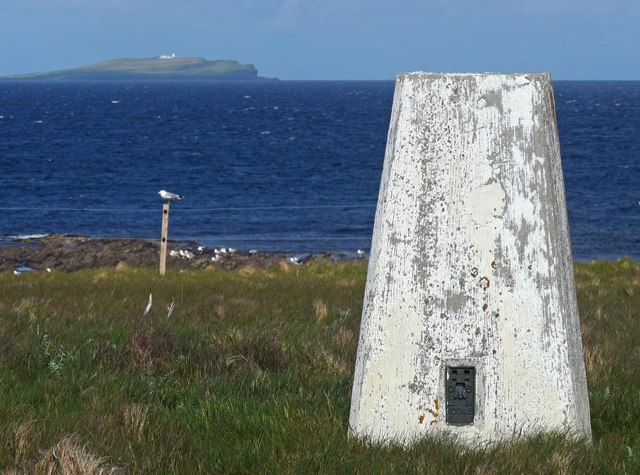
349,73,592,445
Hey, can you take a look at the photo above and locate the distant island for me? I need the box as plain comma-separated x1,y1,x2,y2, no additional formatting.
2,55,272,81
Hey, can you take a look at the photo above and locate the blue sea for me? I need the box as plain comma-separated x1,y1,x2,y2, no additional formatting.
1,80,638,261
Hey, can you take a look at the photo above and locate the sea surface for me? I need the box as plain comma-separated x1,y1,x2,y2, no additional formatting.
0,80,638,261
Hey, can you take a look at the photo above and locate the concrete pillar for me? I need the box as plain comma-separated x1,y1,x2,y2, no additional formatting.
349,73,591,445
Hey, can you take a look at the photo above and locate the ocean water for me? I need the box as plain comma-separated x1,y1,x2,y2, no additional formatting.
0,80,638,260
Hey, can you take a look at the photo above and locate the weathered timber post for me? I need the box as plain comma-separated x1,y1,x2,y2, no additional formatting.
159,201,170,276
349,73,592,445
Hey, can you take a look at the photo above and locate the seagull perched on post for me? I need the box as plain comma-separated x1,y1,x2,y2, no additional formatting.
158,190,183,201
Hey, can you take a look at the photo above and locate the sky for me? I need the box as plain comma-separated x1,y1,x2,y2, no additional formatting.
1,0,638,80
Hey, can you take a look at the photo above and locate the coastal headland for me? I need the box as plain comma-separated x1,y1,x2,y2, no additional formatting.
2,56,271,81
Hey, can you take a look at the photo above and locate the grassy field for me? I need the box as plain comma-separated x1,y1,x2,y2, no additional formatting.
0,259,639,474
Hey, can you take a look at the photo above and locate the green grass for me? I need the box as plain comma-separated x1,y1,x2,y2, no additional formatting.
0,259,639,473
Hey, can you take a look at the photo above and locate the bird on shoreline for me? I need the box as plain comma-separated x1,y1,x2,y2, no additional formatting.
158,190,183,201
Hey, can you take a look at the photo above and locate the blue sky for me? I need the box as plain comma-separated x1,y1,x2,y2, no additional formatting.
2,0,638,79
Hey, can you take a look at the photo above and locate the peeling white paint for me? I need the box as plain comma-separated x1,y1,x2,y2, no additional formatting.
349,73,592,446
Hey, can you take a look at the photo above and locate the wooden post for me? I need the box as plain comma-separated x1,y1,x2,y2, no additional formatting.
159,201,170,276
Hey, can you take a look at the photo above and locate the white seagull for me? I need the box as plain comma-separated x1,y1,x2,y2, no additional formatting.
158,190,183,201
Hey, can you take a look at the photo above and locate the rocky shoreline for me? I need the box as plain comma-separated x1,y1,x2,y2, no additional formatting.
0,235,364,273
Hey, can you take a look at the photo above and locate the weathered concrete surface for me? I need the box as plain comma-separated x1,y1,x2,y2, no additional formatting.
349,73,592,445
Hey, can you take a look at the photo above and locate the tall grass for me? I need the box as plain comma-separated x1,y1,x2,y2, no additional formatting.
0,259,638,473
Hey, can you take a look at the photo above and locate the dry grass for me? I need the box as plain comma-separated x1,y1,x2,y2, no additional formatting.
5,435,123,475
238,265,257,276
115,262,128,272
278,261,293,273
122,404,150,442
333,326,356,346
9,421,39,467
582,346,606,379
310,348,348,376
313,299,329,323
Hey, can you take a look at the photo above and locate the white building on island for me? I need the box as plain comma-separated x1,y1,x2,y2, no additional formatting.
158,52,176,59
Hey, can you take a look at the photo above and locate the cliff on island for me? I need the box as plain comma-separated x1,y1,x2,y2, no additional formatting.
2,55,269,81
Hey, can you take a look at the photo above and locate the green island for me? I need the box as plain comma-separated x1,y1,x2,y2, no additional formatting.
2,56,268,81
1,257,639,472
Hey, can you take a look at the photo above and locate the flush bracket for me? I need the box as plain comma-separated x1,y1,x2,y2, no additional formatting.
445,366,475,425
